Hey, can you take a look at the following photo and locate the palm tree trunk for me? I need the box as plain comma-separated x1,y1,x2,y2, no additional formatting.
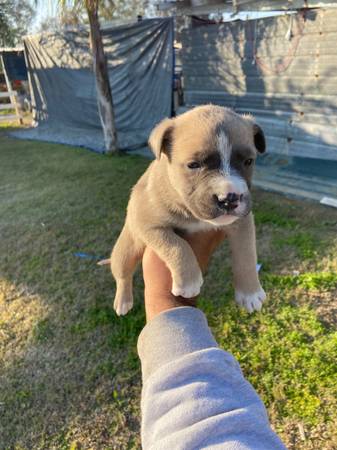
86,1,118,153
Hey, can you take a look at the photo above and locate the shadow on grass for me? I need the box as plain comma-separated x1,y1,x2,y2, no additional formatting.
0,135,149,448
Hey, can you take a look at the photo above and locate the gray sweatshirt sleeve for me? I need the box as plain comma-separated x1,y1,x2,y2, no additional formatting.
137,306,287,450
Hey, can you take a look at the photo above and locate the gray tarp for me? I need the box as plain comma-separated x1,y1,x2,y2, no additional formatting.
13,18,173,152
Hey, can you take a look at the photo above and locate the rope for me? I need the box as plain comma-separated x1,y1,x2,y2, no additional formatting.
251,11,306,76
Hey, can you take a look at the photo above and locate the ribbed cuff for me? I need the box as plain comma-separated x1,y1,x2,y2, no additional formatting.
137,307,218,382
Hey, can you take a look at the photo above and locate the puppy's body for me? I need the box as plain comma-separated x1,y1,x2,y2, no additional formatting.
110,105,266,315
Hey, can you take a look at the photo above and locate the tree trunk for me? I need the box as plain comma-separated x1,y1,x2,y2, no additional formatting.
86,1,118,153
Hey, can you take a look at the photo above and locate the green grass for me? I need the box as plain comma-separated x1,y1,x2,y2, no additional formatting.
32,318,55,343
264,272,337,291
274,232,320,259
210,302,336,423
0,131,336,449
254,208,298,228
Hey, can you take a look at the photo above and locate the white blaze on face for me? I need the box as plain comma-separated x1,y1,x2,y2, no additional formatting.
217,132,231,176
215,131,248,199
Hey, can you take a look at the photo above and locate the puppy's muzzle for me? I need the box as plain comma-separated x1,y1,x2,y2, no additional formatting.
214,192,242,212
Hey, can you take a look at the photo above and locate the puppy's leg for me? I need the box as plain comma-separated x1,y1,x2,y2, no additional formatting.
110,224,143,316
142,228,203,298
227,213,266,313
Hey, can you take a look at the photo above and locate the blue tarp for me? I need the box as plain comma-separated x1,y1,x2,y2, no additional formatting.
1,51,27,81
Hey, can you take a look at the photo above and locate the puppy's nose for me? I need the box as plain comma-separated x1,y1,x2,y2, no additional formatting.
227,192,239,204
214,192,241,211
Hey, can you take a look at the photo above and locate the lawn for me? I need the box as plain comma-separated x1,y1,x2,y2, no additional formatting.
0,130,336,450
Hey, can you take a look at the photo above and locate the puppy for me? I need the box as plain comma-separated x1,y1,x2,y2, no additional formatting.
107,105,266,315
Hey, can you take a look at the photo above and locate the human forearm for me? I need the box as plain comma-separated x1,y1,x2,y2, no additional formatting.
138,307,287,450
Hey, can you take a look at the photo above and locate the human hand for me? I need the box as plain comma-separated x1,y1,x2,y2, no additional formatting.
142,230,225,321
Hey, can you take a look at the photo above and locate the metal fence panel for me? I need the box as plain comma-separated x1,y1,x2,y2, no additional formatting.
181,8,337,161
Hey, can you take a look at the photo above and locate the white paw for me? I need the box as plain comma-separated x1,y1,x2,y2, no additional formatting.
235,288,266,313
172,273,203,298
114,297,133,316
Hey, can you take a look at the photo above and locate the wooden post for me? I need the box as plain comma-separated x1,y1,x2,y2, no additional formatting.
86,1,118,153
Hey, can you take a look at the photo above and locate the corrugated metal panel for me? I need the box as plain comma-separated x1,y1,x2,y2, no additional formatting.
181,8,337,161
175,1,337,15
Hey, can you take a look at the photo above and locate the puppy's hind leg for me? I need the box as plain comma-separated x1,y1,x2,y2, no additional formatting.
110,225,143,316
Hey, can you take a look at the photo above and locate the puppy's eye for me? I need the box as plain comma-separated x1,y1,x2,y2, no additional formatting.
244,158,254,167
187,161,201,169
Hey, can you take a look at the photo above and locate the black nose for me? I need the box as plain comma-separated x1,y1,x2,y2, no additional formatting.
214,192,240,211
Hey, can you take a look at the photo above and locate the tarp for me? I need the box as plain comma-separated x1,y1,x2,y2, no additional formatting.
13,18,173,152
1,51,27,81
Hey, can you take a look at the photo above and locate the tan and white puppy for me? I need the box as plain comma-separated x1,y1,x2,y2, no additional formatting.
107,105,266,316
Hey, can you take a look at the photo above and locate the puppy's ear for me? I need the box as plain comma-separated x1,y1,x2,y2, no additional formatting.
149,118,174,160
242,114,266,154
253,123,266,154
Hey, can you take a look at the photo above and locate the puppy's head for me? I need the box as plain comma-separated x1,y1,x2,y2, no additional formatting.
149,105,265,226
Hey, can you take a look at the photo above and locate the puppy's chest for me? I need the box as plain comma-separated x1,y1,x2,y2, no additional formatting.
179,220,218,233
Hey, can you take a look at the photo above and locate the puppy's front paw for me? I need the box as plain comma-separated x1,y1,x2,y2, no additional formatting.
172,272,203,298
114,297,133,316
113,283,133,316
235,288,266,313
